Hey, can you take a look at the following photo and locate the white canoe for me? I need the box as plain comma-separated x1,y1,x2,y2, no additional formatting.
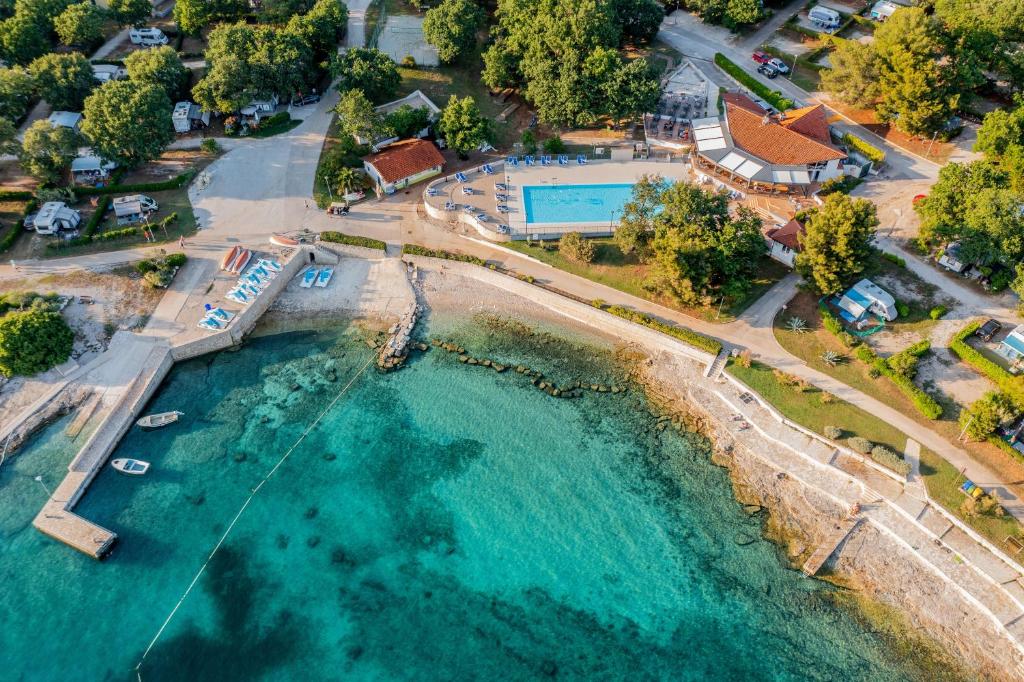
136,411,182,429
111,458,150,475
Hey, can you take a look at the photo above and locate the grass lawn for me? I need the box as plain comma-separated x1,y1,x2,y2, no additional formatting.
41,188,197,259
248,117,302,138
503,239,789,323
727,359,1024,551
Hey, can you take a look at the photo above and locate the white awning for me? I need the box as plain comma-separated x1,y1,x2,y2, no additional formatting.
719,152,746,171
694,126,724,141
736,160,764,180
691,117,720,130
791,170,811,184
772,170,792,183
696,138,727,151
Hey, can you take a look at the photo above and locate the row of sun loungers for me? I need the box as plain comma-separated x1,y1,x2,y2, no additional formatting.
223,258,280,308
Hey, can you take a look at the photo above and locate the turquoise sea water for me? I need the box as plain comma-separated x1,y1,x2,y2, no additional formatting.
0,315,948,680
522,183,635,224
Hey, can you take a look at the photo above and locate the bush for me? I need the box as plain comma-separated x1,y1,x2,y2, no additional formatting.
165,253,187,267
559,232,596,263
929,305,948,320
520,130,537,154
870,444,911,475
824,425,843,440
542,136,566,154
135,259,157,274
841,132,885,164
0,305,74,377
321,231,386,251
713,53,794,112
401,244,486,265
401,55,416,67
605,305,722,355
199,138,221,154
0,189,33,201
84,196,111,237
848,436,873,454
881,252,905,268
895,300,910,318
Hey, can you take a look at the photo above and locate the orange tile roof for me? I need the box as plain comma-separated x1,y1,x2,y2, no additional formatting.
365,139,445,184
766,218,804,251
722,93,845,165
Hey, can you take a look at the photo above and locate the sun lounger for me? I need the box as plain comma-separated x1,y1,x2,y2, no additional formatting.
482,164,495,174
477,214,488,222
497,224,510,234
494,182,507,192
576,154,587,165
496,194,508,202
524,155,534,166
257,259,282,272
497,205,510,213
226,290,249,305
558,155,568,165
506,156,518,166
198,318,221,331
444,201,456,211
300,267,318,288
463,205,476,214
315,267,333,288
543,155,553,166
209,307,234,321
426,187,441,196
455,171,468,182
462,187,474,196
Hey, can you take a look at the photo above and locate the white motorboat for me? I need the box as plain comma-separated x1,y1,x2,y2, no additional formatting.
136,411,182,429
111,458,150,475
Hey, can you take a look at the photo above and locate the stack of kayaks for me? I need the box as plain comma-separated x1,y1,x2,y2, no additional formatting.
221,246,252,274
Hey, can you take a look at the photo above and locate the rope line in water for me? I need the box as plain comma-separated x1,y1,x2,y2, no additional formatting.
135,351,377,679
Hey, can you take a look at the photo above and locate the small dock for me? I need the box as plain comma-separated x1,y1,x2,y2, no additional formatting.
34,472,116,558
802,517,862,576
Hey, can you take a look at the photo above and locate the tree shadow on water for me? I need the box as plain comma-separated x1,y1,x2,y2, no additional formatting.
137,545,304,682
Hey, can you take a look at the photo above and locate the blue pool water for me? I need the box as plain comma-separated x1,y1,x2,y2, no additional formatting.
523,183,635,224
0,313,963,680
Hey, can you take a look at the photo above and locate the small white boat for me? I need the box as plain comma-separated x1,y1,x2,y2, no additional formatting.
136,411,182,429
300,268,318,288
111,458,150,475
315,267,333,288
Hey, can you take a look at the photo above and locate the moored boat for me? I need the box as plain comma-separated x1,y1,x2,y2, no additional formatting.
111,458,150,475
270,234,299,247
136,411,183,429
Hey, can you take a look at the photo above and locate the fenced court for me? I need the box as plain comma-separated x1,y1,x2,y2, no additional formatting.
376,14,439,66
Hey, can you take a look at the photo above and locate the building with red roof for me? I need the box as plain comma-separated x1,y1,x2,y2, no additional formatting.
690,93,846,194
764,218,804,268
363,138,446,194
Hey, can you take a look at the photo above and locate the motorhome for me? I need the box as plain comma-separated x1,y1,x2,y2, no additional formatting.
870,0,899,20
112,194,158,224
172,101,211,133
92,64,127,83
808,6,841,28
33,202,81,236
129,28,168,46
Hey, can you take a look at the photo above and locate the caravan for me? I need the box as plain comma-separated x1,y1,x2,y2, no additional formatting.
808,6,842,29
33,202,81,236
113,195,158,224
172,101,211,134
129,28,168,47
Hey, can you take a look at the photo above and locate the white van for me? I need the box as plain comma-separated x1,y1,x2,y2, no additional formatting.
808,6,841,28
129,28,168,47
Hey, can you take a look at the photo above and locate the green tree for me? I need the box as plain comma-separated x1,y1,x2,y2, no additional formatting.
333,88,385,141
124,45,187,99
82,81,174,167
108,0,152,26
54,2,105,47
1011,263,1024,299
559,231,596,263
612,0,662,45
423,0,485,64
725,0,763,28
975,98,1024,157
0,304,74,377
481,41,519,90
334,166,362,195
194,23,313,113
285,0,347,60
602,56,659,125
331,47,399,103
384,104,431,139
915,160,1006,247
645,184,766,306
438,95,490,157
19,118,80,183
28,52,94,111
0,11,48,65
0,116,17,155
0,66,35,121
795,194,879,295
960,391,1018,441
174,0,247,35
820,40,881,108
615,174,666,256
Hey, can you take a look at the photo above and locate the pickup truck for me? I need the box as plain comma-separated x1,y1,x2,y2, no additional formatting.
752,51,772,64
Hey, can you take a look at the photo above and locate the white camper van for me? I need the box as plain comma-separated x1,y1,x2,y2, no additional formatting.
808,6,841,28
172,101,211,133
33,202,81,236
129,28,168,46
113,194,158,224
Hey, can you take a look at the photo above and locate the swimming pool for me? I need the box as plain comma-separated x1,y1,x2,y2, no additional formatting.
522,183,635,224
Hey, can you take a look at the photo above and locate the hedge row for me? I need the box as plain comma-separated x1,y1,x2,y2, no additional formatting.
84,196,111,237
713,53,795,112
321,231,386,251
0,198,37,254
73,170,197,197
402,244,486,265
841,133,886,164
0,190,33,201
603,304,723,356
950,322,1024,408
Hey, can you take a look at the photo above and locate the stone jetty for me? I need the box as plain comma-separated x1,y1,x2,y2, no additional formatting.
378,302,422,371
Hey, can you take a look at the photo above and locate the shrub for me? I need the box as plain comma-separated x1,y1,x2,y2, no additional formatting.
737,349,752,368
848,436,873,454
929,305,948,320
165,253,187,267
520,129,537,154
604,305,722,355
713,53,794,112
590,299,605,309
881,252,905,268
820,391,836,404
136,259,157,274
83,196,111,237
841,132,885,164
144,270,173,288
961,492,1005,518
0,305,74,377
870,444,910,475
895,300,910,318
824,425,843,440
401,244,486,265
199,138,221,154
321,231,386,251
542,136,566,154
401,55,416,67
558,232,596,263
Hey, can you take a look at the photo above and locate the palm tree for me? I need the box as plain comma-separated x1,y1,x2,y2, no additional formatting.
335,167,362,197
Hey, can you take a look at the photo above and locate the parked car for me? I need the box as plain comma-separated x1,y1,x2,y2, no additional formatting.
757,63,779,79
768,58,790,74
752,51,772,64
290,93,321,107
22,212,36,230
977,319,1003,342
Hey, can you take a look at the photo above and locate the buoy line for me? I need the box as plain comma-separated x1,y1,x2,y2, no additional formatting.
135,350,377,679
